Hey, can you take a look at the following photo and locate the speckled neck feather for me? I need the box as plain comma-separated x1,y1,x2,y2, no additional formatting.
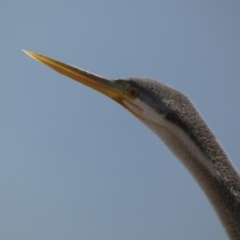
126,77,240,239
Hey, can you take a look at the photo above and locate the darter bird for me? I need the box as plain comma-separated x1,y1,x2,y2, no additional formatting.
23,50,240,240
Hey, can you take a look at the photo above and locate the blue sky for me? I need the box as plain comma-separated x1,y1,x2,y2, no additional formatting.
1,1,240,240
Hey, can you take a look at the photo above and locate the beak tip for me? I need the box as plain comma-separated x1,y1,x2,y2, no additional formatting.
22,49,32,57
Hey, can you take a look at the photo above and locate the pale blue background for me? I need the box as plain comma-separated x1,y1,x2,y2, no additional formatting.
1,1,240,240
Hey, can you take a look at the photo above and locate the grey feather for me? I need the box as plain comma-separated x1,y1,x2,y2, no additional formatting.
122,77,240,239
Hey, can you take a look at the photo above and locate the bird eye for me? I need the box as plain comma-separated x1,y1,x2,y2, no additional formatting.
127,87,139,98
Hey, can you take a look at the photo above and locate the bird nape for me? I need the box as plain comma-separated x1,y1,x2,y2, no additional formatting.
23,50,240,240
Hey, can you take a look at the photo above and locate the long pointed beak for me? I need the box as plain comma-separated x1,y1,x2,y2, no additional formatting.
23,50,125,105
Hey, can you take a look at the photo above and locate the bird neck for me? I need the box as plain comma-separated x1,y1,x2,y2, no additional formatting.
144,119,240,240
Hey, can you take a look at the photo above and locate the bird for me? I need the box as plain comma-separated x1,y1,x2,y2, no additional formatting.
23,50,240,240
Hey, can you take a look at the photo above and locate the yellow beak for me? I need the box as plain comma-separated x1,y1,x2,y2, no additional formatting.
23,50,144,120
23,50,126,105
